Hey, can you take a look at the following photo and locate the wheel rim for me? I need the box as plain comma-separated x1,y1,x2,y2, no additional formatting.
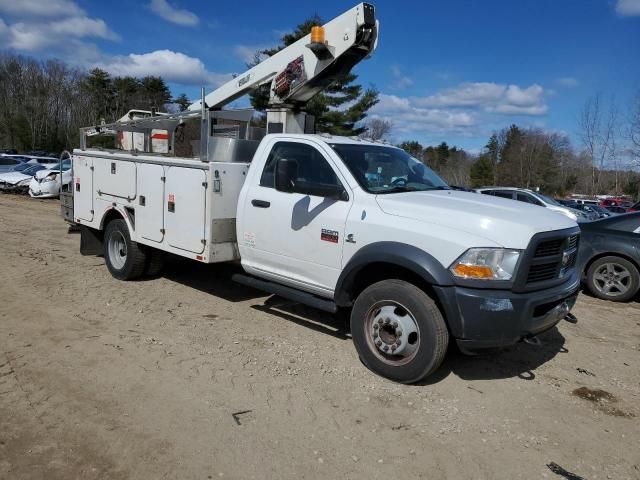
364,301,420,366
107,231,127,270
593,262,632,297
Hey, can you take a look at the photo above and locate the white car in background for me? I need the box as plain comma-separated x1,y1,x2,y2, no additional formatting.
26,156,60,166
475,187,591,222
0,164,51,192
29,159,71,198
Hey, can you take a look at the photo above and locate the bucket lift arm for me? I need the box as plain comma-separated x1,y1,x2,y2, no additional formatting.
189,3,378,116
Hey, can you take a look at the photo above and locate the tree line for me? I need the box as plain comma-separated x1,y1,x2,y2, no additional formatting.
0,53,190,153
396,93,640,199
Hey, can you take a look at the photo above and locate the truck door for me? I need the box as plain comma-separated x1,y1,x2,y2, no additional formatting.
165,166,207,254
136,163,165,243
241,140,352,295
74,156,94,222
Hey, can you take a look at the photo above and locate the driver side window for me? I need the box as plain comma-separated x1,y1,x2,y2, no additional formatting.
260,141,342,191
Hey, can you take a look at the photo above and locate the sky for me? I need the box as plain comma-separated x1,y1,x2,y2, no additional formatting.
0,0,639,152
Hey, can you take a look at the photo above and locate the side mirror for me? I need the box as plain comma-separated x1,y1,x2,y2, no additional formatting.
275,158,297,193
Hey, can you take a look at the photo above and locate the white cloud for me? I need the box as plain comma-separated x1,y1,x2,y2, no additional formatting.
615,0,640,16
2,17,119,51
390,65,414,89
148,0,199,26
370,81,550,139
413,82,548,115
234,45,272,65
0,0,118,53
371,93,476,136
557,77,579,88
0,0,83,17
96,50,231,86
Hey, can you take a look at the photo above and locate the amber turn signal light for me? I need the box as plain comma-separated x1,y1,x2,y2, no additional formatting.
452,264,494,279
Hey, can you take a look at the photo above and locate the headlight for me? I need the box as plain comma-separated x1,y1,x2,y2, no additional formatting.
41,174,57,183
450,248,521,281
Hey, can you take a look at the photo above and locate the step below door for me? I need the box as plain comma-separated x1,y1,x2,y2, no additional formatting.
165,167,206,254
136,163,165,243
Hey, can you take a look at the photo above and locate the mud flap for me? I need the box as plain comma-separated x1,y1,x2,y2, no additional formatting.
80,226,104,256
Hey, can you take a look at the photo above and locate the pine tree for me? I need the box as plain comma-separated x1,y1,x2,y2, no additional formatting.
470,155,495,187
249,15,378,136
174,93,191,112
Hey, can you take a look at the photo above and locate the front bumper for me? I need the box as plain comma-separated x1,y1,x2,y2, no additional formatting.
29,187,57,198
434,271,580,350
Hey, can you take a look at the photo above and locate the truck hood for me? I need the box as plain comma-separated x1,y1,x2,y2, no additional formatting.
376,190,577,249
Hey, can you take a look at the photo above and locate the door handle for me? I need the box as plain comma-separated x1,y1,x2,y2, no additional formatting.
251,199,270,208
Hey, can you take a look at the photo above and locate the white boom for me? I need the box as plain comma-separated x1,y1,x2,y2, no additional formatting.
189,3,378,114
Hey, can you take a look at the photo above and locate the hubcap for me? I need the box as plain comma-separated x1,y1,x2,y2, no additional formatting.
107,231,127,270
593,262,631,297
365,301,420,366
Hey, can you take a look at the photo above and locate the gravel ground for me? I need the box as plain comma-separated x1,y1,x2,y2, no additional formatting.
0,194,639,480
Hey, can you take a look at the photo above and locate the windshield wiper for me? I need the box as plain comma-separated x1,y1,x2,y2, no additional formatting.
377,186,415,194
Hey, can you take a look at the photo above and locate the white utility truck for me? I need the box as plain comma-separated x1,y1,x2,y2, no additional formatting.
63,3,580,383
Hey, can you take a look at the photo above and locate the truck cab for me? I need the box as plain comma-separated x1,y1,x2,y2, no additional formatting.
235,134,580,382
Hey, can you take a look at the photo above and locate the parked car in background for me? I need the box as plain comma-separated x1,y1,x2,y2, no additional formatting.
0,148,18,154
605,206,628,215
26,156,59,166
29,159,72,198
0,164,49,193
600,198,632,209
570,202,612,219
572,199,598,206
476,187,590,221
0,155,27,173
628,201,640,213
577,213,640,302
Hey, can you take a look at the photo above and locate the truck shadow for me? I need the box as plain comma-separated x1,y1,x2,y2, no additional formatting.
420,327,567,385
161,257,567,381
161,257,265,302
161,256,350,339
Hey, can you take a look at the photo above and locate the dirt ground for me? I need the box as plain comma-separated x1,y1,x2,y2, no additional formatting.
0,194,639,480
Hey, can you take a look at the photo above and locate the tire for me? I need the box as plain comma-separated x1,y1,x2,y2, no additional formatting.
144,248,166,277
103,218,147,280
350,279,449,384
586,256,640,302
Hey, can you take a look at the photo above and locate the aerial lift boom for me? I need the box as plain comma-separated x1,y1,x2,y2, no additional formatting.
189,3,378,134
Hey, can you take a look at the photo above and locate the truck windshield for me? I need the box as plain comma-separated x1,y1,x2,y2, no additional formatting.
329,143,449,194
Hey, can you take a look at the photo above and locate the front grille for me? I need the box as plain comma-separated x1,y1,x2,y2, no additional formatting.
525,233,579,285
527,263,559,282
534,239,563,257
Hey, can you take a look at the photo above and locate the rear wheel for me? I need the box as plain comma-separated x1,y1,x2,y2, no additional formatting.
104,218,147,280
586,256,639,302
350,280,449,384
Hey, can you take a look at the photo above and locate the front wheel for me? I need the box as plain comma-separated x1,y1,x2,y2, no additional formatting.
104,218,147,280
586,256,640,302
350,280,449,384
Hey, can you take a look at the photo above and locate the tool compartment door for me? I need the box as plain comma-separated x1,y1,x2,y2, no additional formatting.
94,158,136,200
165,167,206,254
136,163,165,243
73,156,94,222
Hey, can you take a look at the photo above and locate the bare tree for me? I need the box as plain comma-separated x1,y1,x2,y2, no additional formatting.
578,94,618,195
361,118,393,140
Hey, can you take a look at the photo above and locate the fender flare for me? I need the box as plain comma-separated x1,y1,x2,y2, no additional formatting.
334,241,454,307
99,206,135,234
